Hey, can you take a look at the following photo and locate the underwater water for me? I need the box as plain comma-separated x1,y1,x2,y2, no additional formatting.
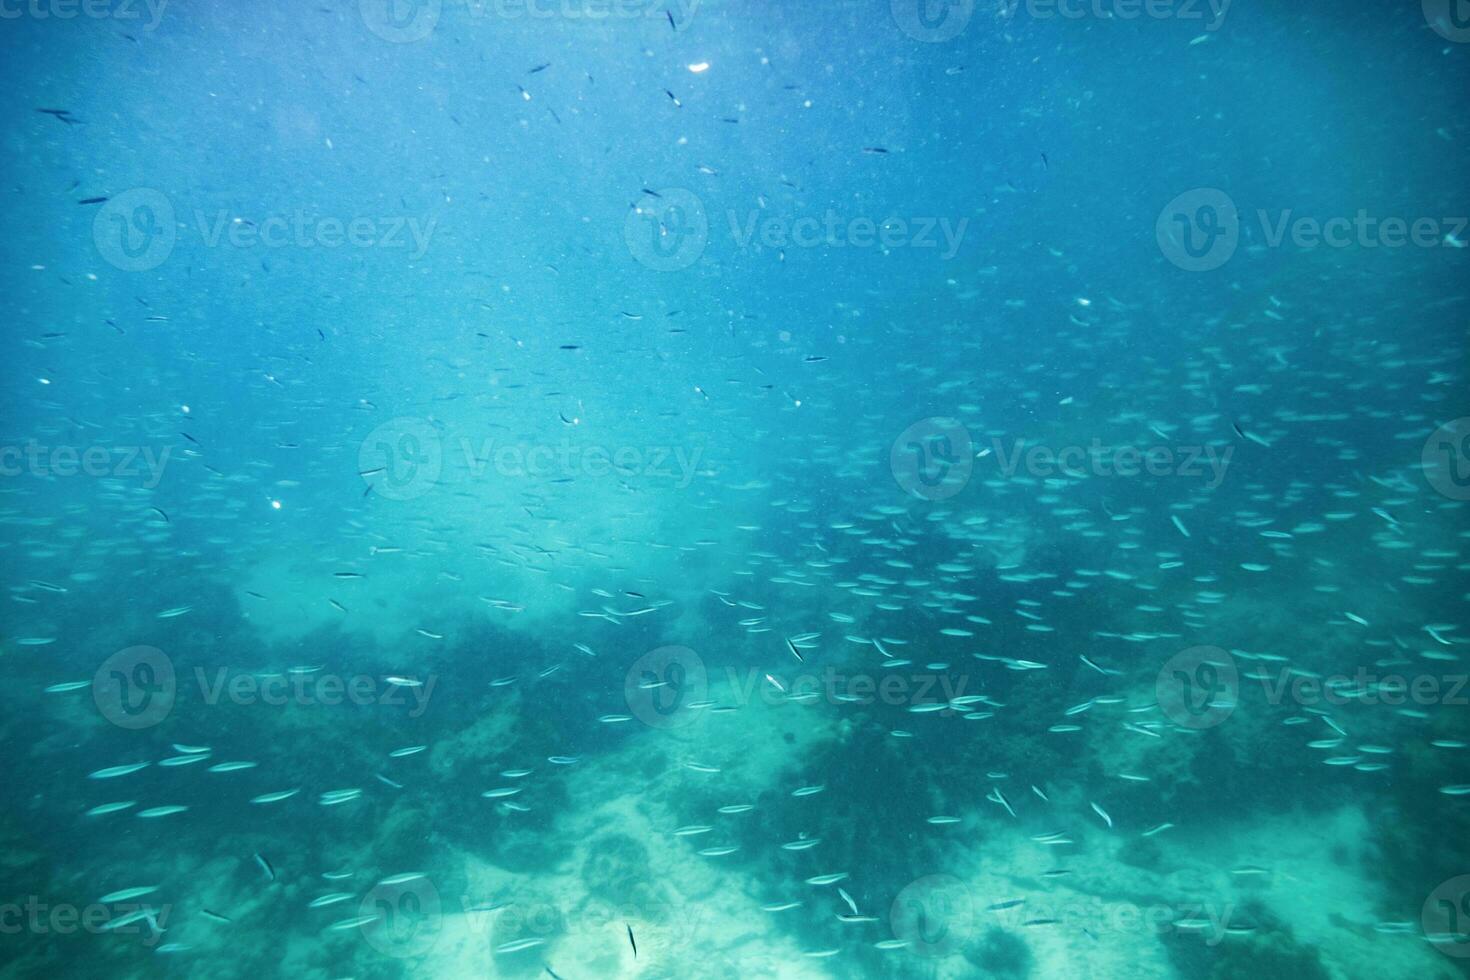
2,1,1469,977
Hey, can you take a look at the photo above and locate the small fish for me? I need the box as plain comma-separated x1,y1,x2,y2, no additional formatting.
328,914,381,931
626,923,637,959
781,837,821,850
137,805,188,818
89,763,150,780
100,908,154,931
987,788,1016,818
85,801,136,816
250,789,299,805
36,107,79,124
99,886,158,903
207,761,257,773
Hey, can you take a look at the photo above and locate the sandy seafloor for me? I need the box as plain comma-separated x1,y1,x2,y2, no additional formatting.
5,473,1468,980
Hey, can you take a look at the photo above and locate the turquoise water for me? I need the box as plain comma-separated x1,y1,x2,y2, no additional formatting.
2,2,1469,978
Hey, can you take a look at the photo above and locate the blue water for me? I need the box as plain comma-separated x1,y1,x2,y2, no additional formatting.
2,2,1469,978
